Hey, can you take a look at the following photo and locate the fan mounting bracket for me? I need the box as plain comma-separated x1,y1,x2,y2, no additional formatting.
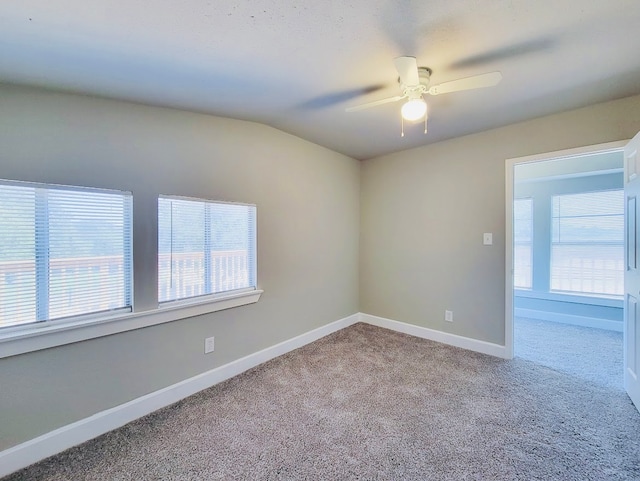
417,67,432,85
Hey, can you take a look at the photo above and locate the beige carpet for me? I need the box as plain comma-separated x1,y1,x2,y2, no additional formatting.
4,322,640,480
515,316,623,390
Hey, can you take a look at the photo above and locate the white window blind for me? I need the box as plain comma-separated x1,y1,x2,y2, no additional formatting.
0,180,133,329
551,189,624,297
513,198,533,289
158,196,256,303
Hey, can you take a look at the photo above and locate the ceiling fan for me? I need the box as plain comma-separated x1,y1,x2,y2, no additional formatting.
346,56,502,136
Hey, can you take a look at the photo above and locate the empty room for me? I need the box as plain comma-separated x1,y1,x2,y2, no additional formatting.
1,1,640,480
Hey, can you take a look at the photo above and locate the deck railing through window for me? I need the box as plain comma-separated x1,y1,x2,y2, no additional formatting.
0,255,126,328
158,250,250,302
1,250,248,328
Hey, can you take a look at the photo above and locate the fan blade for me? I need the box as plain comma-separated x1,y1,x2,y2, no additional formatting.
393,56,420,86
428,71,502,95
297,85,387,110
450,38,555,70
345,95,405,112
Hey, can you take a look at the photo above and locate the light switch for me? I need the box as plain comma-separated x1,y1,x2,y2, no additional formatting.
483,233,493,245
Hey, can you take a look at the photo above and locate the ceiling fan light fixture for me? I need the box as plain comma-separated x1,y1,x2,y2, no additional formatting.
401,98,427,121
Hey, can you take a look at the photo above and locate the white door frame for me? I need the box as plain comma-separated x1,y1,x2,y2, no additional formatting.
504,140,628,359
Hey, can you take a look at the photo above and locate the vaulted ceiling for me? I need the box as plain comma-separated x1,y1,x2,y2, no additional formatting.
1,0,639,160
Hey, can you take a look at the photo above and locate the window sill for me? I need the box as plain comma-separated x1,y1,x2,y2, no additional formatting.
0,289,263,359
514,289,622,308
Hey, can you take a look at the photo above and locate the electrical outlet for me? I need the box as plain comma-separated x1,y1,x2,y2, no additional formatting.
204,336,215,354
445,310,453,322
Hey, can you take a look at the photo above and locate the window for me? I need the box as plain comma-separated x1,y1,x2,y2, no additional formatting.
514,198,533,289
0,180,132,329
551,189,624,297
158,196,256,303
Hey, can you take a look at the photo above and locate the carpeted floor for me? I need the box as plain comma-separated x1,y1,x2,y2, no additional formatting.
514,317,624,390
4,322,640,480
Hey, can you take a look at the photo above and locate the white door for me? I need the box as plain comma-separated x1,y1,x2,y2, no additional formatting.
624,131,640,412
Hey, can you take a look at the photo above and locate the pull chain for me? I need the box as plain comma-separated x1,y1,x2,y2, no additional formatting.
402,115,428,136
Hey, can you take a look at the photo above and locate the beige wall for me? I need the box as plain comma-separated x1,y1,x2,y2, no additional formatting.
360,94,640,345
0,84,360,449
2,83,639,453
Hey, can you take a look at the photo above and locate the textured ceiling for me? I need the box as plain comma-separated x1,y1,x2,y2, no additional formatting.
1,0,639,160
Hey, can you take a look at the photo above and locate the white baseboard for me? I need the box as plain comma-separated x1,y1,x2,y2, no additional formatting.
515,308,623,332
359,313,509,359
0,313,360,479
1,311,507,478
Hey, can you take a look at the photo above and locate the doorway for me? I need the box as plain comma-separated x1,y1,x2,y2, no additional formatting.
505,142,626,389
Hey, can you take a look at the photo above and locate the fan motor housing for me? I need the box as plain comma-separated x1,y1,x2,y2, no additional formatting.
398,67,432,99
398,67,432,87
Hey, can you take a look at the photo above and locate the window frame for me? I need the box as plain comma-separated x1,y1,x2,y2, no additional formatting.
0,179,134,329
0,185,262,360
513,197,533,290
549,188,624,298
157,195,258,306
